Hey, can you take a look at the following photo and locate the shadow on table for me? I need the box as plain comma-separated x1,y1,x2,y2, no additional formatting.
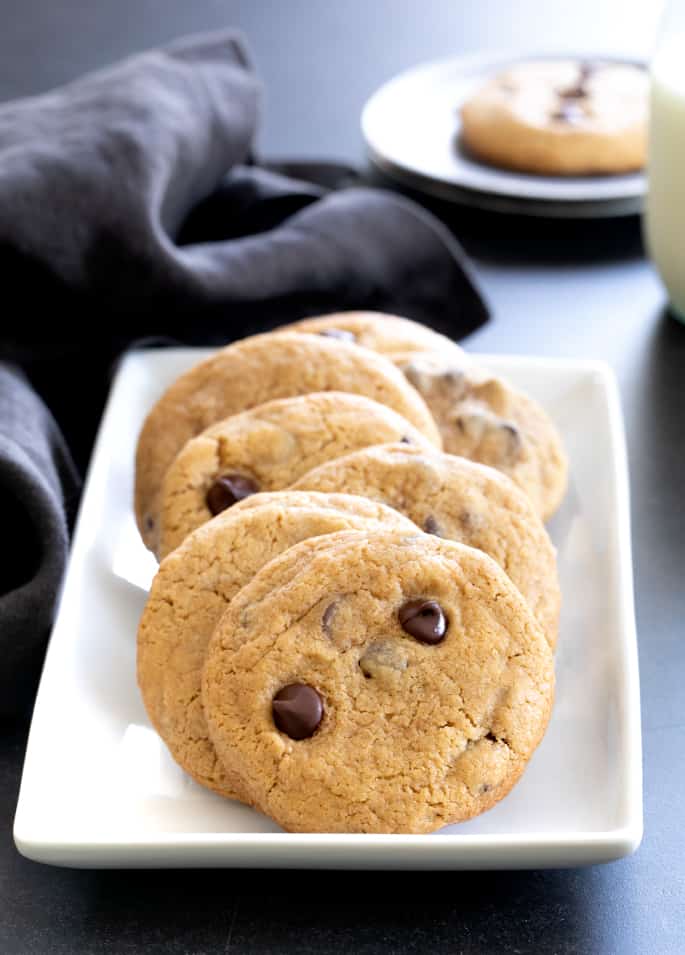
364,166,646,267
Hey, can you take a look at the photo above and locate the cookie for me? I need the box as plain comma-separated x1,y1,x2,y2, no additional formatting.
397,352,567,520
460,59,648,175
202,529,555,833
157,392,434,558
283,310,466,359
135,331,441,553
137,491,418,799
281,314,567,519
293,442,559,647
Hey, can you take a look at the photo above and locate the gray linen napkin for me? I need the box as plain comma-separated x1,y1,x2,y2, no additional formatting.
0,365,80,716
0,30,488,712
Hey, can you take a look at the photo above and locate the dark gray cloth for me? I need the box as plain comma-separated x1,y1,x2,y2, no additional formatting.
0,30,488,712
0,29,486,346
0,364,80,715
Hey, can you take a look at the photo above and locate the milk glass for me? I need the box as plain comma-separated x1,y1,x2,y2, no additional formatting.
645,2,685,322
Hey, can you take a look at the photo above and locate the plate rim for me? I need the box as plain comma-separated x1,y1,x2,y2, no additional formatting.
13,351,643,869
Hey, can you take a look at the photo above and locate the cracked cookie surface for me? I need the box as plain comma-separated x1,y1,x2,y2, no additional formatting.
157,392,433,558
397,352,568,520
137,491,417,799
202,529,554,833
293,443,560,647
135,331,441,553
282,313,567,519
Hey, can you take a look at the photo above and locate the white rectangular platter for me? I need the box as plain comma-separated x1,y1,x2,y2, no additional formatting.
13,349,642,869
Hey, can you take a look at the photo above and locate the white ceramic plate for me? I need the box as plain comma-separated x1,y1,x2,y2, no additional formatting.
362,52,646,217
13,349,642,869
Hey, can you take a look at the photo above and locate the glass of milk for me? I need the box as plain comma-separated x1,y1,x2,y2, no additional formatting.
645,7,685,323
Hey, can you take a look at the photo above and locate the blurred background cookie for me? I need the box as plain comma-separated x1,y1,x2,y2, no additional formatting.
460,59,648,175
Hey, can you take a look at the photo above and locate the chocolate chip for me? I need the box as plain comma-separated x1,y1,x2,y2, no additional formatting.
442,369,464,385
398,599,447,645
423,515,441,536
558,61,598,99
399,435,413,444
145,515,155,531
359,641,408,678
550,100,586,124
318,328,356,343
500,422,522,457
485,731,498,743
322,601,337,637
480,783,492,794
205,473,259,515
272,684,323,740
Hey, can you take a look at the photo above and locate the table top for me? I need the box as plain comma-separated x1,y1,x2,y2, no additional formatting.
2,3,684,954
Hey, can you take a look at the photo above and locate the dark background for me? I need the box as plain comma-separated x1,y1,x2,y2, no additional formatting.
2,2,684,953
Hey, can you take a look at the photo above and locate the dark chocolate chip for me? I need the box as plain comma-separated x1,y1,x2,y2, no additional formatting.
423,515,441,536
145,515,155,531
318,328,356,343
322,601,337,637
558,60,598,99
272,683,323,740
398,599,447,645
485,731,498,743
400,435,413,444
550,100,586,124
500,422,522,456
206,473,259,516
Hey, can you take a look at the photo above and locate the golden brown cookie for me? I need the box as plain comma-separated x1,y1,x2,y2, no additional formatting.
397,352,567,520
157,392,433,558
283,310,465,358
293,442,560,647
137,491,418,799
135,331,441,553
202,529,555,833
460,59,648,175
281,313,567,519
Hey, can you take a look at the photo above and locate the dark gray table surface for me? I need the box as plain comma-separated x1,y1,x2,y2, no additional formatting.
2,3,684,954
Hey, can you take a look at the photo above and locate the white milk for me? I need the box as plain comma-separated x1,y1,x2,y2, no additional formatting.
645,37,685,321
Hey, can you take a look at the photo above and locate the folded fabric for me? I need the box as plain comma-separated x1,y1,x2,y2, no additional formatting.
0,364,80,716
0,30,488,711
0,30,486,341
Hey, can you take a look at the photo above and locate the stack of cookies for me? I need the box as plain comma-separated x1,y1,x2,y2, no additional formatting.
135,312,566,833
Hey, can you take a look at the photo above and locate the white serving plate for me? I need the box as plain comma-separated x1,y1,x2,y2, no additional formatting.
13,349,642,869
362,52,646,218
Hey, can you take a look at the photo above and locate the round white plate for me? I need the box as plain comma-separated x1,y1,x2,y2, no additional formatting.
361,52,647,218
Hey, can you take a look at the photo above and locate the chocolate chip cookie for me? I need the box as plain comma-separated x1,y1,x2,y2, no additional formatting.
135,331,441,553
293,442,559,647
202,529,555,833
284,310,466,358
397,352,567,520
137,491,417,799
157,392,433,558
282,313,567,519
460,59,648,175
